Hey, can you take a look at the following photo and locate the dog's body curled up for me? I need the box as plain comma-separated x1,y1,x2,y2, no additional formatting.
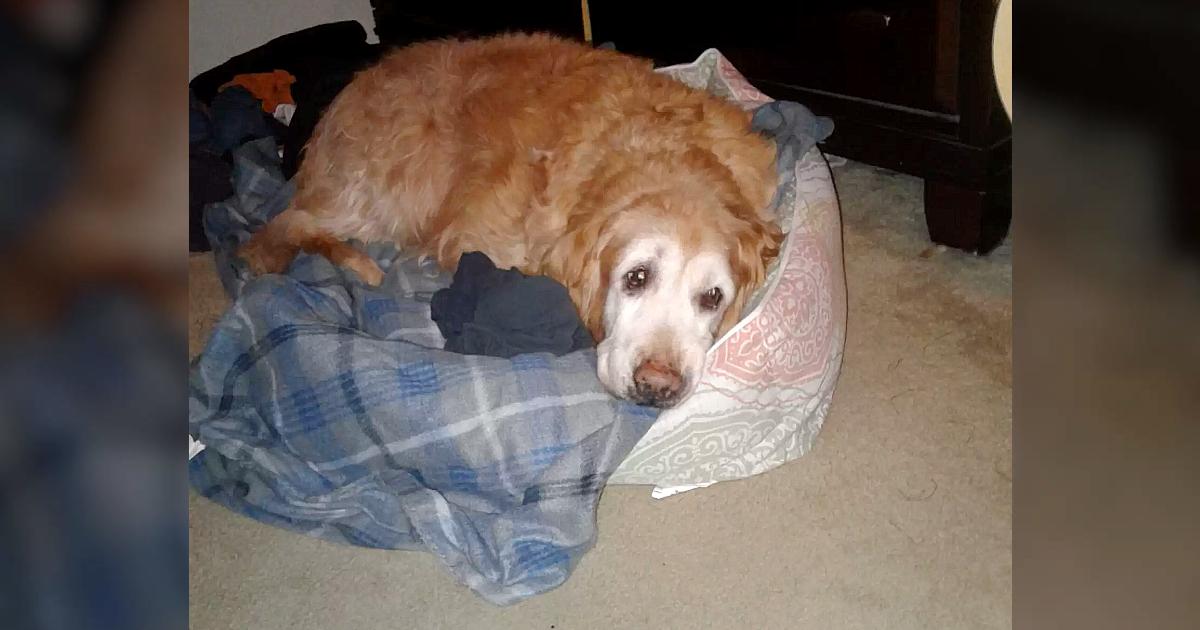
241,33,782,407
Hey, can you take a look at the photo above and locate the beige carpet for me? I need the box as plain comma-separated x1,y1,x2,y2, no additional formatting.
188,158,1012,629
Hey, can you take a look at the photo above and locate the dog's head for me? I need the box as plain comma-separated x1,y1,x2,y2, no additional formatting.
541,135,780,408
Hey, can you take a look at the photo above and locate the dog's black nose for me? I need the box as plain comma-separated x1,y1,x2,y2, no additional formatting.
632,360,684,408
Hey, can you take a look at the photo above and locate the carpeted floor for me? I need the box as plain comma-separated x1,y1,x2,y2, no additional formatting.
188,158,1012,629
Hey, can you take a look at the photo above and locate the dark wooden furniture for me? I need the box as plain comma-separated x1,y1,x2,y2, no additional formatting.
370,1,1011,254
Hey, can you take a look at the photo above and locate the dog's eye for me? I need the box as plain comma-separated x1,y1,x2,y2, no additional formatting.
624,266,650,291
699,287,723,311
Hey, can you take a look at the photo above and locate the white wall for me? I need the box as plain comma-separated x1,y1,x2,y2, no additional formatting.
189,0,378,79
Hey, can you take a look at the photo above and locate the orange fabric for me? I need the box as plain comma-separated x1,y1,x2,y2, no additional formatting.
219,70,296,113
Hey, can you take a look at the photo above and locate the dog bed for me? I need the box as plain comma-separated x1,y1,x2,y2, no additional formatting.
189,50,843,604
609,51,846,496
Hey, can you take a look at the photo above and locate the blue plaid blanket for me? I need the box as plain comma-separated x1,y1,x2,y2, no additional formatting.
190,138,659,605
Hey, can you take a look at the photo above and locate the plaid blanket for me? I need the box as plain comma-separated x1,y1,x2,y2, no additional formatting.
190,137,659,605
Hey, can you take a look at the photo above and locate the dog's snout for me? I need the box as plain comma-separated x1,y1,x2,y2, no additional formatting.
632,359,684,408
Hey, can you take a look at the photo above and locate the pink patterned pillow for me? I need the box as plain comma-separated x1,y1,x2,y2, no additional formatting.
610,51,847,497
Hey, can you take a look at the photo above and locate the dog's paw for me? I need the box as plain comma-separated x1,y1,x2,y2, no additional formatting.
346,257,385,286
239,239,286,276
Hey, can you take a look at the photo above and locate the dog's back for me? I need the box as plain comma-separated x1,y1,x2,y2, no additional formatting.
240,33,774,290
295,35,644,252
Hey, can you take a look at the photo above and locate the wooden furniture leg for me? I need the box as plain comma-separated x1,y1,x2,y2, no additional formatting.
924,171,1011,254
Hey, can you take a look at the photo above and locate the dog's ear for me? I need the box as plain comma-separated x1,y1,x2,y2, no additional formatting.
539,212,620,342
681,144,775,224
719,213,783,336
694,105,777,219
675,143,781,336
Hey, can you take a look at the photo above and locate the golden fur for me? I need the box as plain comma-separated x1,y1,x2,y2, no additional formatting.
241,32,781,342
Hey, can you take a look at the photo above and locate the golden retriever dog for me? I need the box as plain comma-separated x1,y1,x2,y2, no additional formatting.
240,32,781,408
